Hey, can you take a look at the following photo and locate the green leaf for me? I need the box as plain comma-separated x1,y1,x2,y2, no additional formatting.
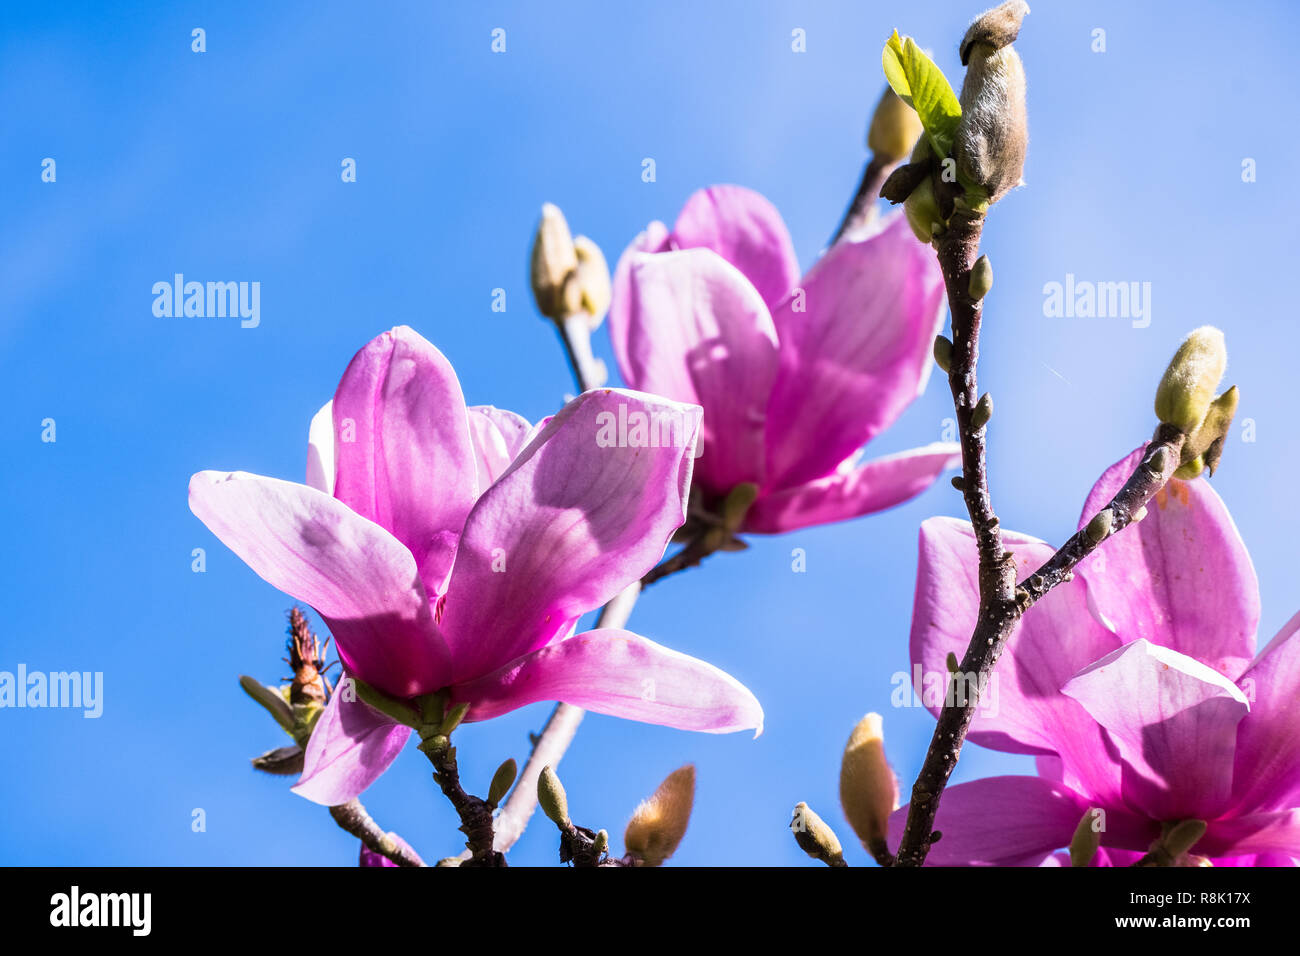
881,31,962,159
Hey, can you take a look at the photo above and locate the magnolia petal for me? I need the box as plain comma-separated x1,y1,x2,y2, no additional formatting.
291,685,411,806
609,220,671,380
886,776,1090,866
305,400,335,495
1199,809,1300,860
612,248,778,493
467,405,533,491
452,629,764,734
332,326,478,595
440,389,700,683
188,470,448,696
669,185,801,310
910,517,1125,805
743,442,959,533
764,211,946,489
1062,639,1250,821
1076,446,1258,677
1230,611,1300,812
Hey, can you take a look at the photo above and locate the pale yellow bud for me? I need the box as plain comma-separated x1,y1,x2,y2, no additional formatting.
1154,326,1227,433
1068,807,1102,867
839,713,899,852
624,764,695,867
537,765,570,827
572,235,611,329
868,86,924,164
530,203,581,321
790,802,845,866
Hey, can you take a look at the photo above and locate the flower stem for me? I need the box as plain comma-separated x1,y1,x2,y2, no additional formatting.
829,155,893,246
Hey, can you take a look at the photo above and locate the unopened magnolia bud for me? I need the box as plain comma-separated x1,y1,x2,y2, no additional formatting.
933,335,953,374
971,392,993,430
593,830,609,855
950,475,966,492
538,765,569,827
624,764,695,867
946,652,960,673
487,758,518,807
439,701,470,736
954,2,1030,204
1085,508,1113,544
790,802,844,866
903,175,943,243
530,203,581,321
721,482,760,533
1132,505,1148,523
572,235,611,329
251,744,305,775
1154,326,1227,432
968,255,993,300
839,713,899,852
1069,808,1102,867
1146,445,1173,476
1162,819,1208,858
868,86,925,164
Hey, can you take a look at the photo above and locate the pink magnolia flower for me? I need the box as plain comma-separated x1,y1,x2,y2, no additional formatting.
189,327,763,806
893,446,1300,866
609,185,960,534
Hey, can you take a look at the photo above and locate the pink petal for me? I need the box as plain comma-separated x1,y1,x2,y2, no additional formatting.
669,185,800,310
1199,810,1300,859
910,517,1125,804
743,442,959,533
611,248,778,494
452,628,763,734
439,389,700,683
467,405,532,491
305,400,335,495
1076,446,1259,677
1062,639,1250,821
1230,611,1300,812
609,220,671,379
291,683,411,806
189,470,449,696
332,326,478,596
763,211,947,489
886,776,1091,866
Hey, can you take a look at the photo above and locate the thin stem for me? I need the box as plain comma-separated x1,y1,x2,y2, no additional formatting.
556,313,607,393
641,534,720,588
422,738,505,867
895,207,1012,867
329,798,426,867
830,155,893,246
892,208,1188,864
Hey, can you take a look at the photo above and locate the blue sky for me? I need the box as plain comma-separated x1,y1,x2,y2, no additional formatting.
2,0,1298,866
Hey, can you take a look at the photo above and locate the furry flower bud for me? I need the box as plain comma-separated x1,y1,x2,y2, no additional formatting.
790,802,845,866
839,713,899,852
530,203,581,321
538,765,570,827
954,1,1030,204
623,764,695,867
1154,326,1227,433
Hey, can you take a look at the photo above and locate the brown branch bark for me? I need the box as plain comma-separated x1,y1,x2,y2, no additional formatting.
891,204,1188,864
830,155,893,245
328,798,426,867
